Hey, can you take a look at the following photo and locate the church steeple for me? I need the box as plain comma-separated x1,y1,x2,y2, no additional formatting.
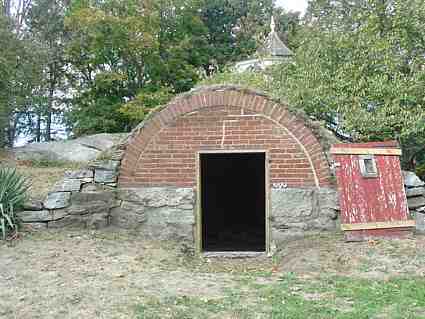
234,16,293,73
270,16,276,33
257,16,293,57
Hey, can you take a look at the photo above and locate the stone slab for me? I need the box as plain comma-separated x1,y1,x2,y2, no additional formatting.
52,179,82,192
22,199,44,211
44,192,71,210
64,169,94,179
271,187,339,242
407,196,425,210
71,191,117,204
17,210,52,222
81,183,103,193
271,188,315,224
406,187,425,198
91,160,120,171
117,187,194,207
94,169,118,184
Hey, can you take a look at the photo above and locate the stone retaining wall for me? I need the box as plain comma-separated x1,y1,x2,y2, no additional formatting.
404,171,425,232
20,163,425,245
109,186,340,244
19,159,340,246
18,159,121,230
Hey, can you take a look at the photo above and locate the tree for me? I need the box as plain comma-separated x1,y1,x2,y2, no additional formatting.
200,0,274,69
0,14,14,147
27,0,69,142
65,0,210,134
0,3,45,148
64,0,160,135
203,0,425,167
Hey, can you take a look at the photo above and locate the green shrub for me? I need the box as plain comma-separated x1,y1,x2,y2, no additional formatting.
0,167,30,239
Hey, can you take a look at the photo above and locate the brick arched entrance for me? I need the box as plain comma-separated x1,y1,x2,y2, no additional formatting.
119,86,331,188
116,85,336,253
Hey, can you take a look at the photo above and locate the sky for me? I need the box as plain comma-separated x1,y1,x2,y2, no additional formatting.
276,0,308,14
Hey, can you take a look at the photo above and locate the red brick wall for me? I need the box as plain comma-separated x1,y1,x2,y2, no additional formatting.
119,88,331,188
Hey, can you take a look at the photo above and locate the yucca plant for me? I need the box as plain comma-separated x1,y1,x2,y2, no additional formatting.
0,167,30,239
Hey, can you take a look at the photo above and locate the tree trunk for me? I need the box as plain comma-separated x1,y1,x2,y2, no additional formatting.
35,112,41,142
45,63,56,142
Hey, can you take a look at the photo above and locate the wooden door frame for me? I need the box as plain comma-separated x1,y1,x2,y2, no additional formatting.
195,150,270,255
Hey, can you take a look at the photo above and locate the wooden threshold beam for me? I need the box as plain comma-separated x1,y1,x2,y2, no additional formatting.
330,147,402,156
341,220,415,231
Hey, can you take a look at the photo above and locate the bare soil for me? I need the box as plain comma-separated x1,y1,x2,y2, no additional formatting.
1,229,424,319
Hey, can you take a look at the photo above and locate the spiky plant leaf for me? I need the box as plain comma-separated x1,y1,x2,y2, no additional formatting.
0,168,30,239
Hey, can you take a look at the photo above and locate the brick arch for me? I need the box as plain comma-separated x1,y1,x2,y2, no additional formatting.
119,86,332,188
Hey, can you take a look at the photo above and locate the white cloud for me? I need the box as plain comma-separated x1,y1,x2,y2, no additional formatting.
275,0,308,13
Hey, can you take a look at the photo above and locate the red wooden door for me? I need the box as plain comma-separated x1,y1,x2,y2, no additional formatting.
331,142,414,241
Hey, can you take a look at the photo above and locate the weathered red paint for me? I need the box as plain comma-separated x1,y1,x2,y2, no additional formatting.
332,141,411,241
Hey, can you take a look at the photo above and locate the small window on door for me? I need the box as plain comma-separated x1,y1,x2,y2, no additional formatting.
359,155,378,178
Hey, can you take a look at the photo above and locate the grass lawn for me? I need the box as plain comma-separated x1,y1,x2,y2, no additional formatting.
136,273,425,319
0,150,83,199
1,229,424,319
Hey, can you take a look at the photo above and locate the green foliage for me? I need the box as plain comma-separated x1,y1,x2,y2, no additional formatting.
0,167,29,239
201,0,274,67
0,15,18,147
26,0,69,142
64,0,159,135
204,0,425,167
285,0,425,164
119,87,173,127
0,7,46,146
63,0,288,135
201,66,278,93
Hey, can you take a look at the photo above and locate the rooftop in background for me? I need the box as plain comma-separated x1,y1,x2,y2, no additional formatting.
257,16,293,58
234,17,293,73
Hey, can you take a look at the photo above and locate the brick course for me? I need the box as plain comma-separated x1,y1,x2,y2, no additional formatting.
119,88,332,188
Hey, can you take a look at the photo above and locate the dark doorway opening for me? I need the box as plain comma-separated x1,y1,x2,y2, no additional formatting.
200,152,266,252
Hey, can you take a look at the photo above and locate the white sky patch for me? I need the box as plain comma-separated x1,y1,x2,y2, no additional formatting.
275,0,308,13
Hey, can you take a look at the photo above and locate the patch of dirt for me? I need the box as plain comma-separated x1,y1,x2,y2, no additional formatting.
18,166,72,199
0,151,79,200
277,233,425,279
0,230,237,319
1,229,424,319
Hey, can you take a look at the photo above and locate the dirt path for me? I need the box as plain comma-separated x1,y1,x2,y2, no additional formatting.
1,229,424,319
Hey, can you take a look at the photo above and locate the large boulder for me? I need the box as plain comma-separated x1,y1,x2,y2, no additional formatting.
12,133,128,163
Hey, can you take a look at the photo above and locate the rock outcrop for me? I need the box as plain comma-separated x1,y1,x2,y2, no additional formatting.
13,133,127,163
